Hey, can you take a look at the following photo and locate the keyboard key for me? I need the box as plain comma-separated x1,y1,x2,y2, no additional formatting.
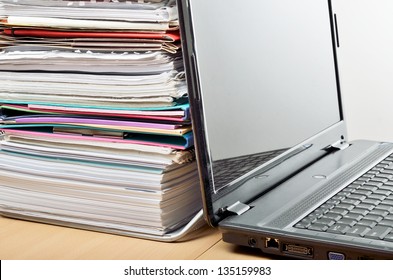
366,181,383,188
371,167,383,173
308,212,324,219
362,199,381,206
337,191,351,197
380,186,393,192
358,185,378,192
300,217,316,224
347,194,367,201
351,208,370,216
361,214,383,223
364,226,392,240
357,177,369,182
380,199,393,207
323,213,342,221
369,209,390,217
383,234,393,242
351,182,365,189
378,219,393,227
355,203,375,211
336,218,357,227
380,169,393,175
363,174,375,179
383,180,393,187
353,190,373,196
327,224,351,234
370,177,388,184
357,219,377,228
346,226,371,237
308,224,329,232
382,214,393,221
325,199,341,206
374,190,392,196
345,187,358,193
375,174,393,180
314,218,336,227
332,195,346,201
384,165,393,171
375,204,393,212
320,204,334,211
295,221,310,229
386,197,393,204
369,194,387,201
329,208,349,216
335,203,356,211
343,213,363,221
314,208,329,216
342,199,361,206
377,163,390,169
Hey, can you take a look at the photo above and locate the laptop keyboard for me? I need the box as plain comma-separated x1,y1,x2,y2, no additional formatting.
212,149,287,188
295,154,393,242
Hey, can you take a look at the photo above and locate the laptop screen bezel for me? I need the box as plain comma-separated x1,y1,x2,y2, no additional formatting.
178,0,345,226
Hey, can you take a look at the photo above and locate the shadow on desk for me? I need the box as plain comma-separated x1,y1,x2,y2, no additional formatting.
0,216,221,260
0,216,289,260
198,239,293,260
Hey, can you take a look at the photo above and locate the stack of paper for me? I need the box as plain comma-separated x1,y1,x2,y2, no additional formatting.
0,0,202,238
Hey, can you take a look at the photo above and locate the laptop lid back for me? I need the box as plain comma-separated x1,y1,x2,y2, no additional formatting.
178,0,345,225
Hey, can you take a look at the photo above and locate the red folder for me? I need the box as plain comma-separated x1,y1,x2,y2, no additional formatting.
3,28,180,42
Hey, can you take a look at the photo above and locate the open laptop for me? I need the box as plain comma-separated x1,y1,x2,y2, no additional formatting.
177,0,393,259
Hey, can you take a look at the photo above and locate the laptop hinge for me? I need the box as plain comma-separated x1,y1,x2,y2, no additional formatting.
220,201,251,216
327,140,350,151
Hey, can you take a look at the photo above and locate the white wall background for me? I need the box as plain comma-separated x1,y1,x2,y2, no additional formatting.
334,0,393,142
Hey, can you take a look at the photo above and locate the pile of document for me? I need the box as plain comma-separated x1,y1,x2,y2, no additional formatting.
0,0,202,238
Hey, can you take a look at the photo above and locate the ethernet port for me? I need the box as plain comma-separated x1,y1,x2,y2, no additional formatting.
265,237,280,249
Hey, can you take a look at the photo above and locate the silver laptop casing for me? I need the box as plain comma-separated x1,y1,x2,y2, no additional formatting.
178,0,393,259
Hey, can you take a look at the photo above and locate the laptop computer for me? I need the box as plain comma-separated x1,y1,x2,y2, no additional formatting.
177,0,393,259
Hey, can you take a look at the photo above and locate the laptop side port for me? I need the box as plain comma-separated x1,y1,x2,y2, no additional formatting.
248,237,257,247
282,243,313,258
328,252,345,260
265,237,280,249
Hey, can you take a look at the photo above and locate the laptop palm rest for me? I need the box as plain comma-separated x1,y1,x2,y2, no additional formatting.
220,140,393,231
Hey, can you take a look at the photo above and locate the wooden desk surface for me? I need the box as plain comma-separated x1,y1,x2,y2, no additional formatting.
0,216,271,260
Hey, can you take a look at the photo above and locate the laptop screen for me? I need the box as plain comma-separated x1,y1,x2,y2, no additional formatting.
183,0,342,193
